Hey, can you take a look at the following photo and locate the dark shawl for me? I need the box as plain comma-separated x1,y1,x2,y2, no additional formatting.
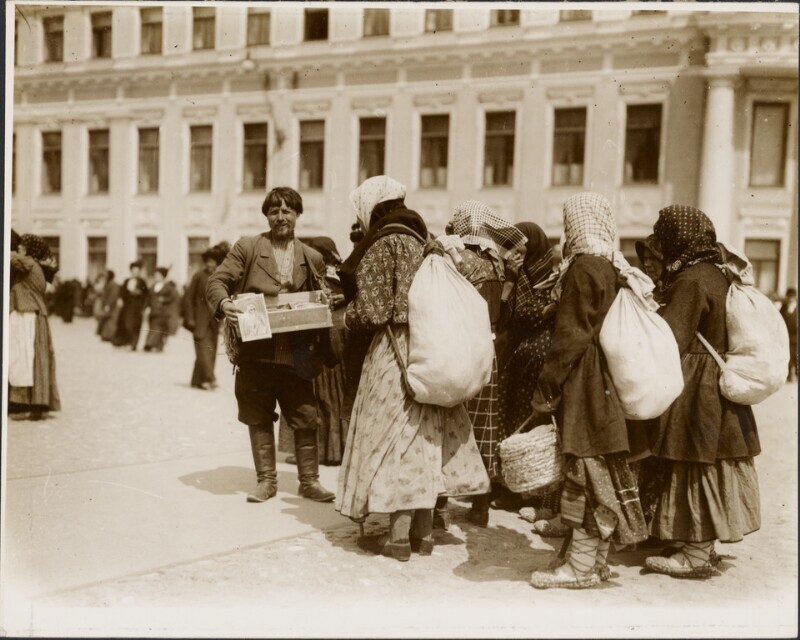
338,200,428,303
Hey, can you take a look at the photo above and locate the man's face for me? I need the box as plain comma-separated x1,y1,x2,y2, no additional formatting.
642,253,664,282
204,259,218,274
266,198,298,241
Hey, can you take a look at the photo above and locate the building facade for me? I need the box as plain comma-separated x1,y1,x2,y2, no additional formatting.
9,3,799,293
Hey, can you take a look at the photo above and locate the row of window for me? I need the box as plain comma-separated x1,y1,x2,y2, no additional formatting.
15,101,788,197
41,232,783,293
27,8,616,63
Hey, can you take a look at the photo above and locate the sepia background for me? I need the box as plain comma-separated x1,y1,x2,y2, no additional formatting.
3,2,799,638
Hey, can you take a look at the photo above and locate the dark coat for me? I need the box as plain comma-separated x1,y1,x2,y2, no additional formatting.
9,253,49,315
147,281,178,317
184,269,218,341
533,255,630,458
651,262,760,464
205,233,327,378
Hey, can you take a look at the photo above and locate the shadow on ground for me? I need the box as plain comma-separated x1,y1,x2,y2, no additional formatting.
178,465,256,495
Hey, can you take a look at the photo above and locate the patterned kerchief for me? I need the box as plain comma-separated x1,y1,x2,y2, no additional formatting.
452,200,527,258
350,176,407,231
562,192,616,262
653,205,721,286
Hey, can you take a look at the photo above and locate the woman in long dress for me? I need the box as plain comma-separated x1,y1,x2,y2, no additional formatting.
144,267,179,352
497,222,564,531
644,205,761,578
336,176,489,562
9,234,61,421
433,201,527,528
530,193,648,589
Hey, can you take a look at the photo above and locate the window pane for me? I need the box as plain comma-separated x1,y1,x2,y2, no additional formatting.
89,129,110,193
425,9,453,33
484,112,515,187
560,10,593,22
190,126,213,191
490,10,519,26
552,108,586,186
141,8,163,54
247,10,270,46
624,104,662,184
304,9,328,41
359,118,386,183
42,131,62,194
87,237,108,282
750,103,788,187
243,123,268,191
138,128,159,193
42,236,61,266
300,120,325,189
92,12,112,59
364,9,390,37
420,115,449,188
193,8,215,50
137,237,158,278
745,239,781,295
43,16,64,62
188,237,210,278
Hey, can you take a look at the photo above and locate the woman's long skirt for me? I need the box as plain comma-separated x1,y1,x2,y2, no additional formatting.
560,453,648,545
191,329,218,387
9,312,61,412
467,355,501,481
144,314,169,351
649,458,760,543
335,326,489,521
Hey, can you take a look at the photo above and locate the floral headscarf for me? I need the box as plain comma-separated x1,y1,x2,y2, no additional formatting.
653,205,721,287
350,176,407,231
549,192,657,308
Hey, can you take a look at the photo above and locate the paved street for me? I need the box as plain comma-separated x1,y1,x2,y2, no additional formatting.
1,318,797,637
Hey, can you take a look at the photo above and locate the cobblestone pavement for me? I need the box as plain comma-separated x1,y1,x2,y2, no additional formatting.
3,319,798,637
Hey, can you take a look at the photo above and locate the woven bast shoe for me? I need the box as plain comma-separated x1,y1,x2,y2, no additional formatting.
530,564,602,590
519,507,555,524
533,517,571,538
645,554,717,579
547,556,614,582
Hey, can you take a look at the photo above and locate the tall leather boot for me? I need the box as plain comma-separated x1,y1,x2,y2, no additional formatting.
247,424,278,503
294,429,335,502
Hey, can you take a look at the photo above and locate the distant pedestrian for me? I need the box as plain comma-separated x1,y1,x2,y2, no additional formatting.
98,270,121,342
184,247,225,390
781,287,797,381
8,234,61,421
144,267,178,352
113,262,149,350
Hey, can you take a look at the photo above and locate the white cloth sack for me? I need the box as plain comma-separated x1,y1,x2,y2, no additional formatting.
9,310,36,387
708,283,789,405
600,287,684,420
405,254,494,407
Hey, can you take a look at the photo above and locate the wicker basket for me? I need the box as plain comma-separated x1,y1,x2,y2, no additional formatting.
498,416,564,495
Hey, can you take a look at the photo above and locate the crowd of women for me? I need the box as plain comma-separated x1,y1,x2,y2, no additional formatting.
311,176,765,590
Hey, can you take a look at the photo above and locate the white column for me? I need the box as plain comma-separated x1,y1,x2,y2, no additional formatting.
698,75,737,244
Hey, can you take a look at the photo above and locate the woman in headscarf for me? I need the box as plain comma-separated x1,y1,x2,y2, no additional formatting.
433,201,527,528
9,234,61,421
496,222,565,529
279,236,350,465
336,176,488,562
529,193,647,589
635,234,666,304
643,205,760,578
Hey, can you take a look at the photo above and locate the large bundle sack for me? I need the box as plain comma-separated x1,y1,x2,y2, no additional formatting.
600,286,684,420
698,281,789,405
402,253,494,407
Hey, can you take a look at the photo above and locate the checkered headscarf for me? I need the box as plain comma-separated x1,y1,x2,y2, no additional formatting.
549,192,657,308
452,200,527,259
